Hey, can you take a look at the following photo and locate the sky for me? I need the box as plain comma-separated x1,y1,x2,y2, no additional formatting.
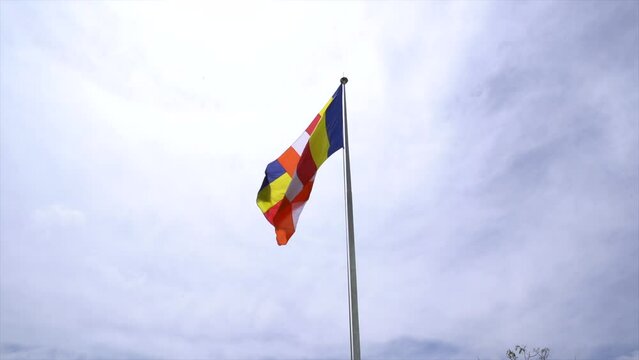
0,1,638,359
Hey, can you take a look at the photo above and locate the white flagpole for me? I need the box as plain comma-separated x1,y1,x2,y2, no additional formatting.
340,76,361,360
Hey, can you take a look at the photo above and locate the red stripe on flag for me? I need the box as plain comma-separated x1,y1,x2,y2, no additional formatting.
264,200,282,225
306,114,321,134
294,181,314,203
296,145,318,184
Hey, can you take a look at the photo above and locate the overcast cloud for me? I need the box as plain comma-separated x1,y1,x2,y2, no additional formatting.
1,1,638,359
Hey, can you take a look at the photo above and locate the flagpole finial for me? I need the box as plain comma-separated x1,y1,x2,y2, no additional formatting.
340,77,348,84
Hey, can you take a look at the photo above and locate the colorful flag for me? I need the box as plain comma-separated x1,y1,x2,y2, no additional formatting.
257,86,343,245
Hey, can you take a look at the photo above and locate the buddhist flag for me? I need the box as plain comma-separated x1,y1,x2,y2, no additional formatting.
257,86,344,245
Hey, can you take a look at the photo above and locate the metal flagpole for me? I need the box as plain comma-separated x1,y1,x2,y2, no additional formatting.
340,76,361,360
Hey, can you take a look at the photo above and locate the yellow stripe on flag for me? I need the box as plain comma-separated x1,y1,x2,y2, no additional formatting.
309,117,330,167
257,173,292,213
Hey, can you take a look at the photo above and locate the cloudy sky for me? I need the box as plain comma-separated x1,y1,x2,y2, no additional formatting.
1,1,638,359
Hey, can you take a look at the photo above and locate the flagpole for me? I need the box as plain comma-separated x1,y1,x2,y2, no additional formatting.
340,76,361,360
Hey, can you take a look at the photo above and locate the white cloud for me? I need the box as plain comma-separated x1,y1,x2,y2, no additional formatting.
617,350,639,360
32,204,85,228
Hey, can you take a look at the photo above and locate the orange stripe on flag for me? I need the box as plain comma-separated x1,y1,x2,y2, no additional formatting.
278,147,300,176
273,199,295,245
